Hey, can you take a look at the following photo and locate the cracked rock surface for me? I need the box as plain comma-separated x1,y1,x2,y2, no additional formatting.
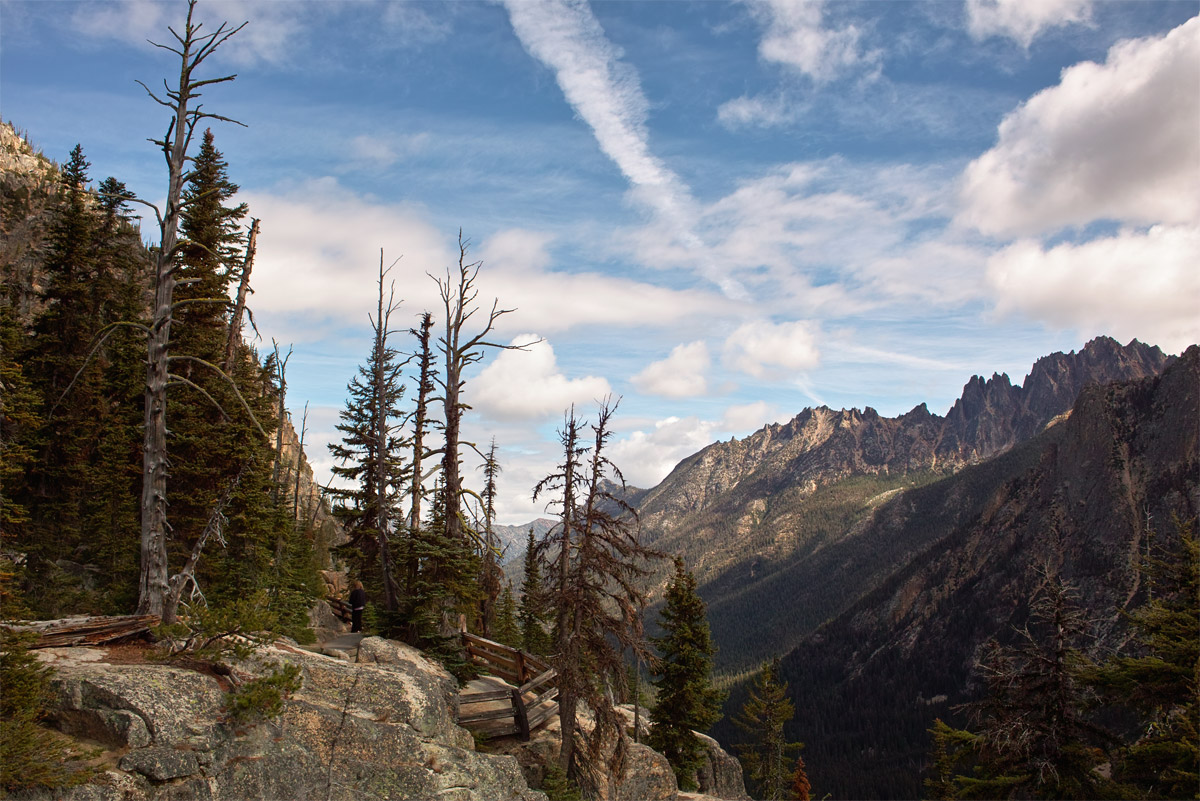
35,638,545,801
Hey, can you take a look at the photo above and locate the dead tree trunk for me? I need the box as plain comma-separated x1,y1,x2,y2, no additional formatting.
135,0,246,618
223,217,258,370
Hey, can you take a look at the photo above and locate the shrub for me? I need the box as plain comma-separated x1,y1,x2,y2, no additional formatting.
0,631,93,792
225,662,303,726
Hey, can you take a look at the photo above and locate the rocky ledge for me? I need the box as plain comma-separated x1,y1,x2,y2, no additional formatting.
32,637,543,801
25,636,747,801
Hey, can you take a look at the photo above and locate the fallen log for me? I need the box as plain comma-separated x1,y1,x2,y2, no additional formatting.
0,615,159,648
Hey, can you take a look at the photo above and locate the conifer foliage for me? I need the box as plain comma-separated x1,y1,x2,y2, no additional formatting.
734,658,804,801
648,557,724,790
535,400,664,797
329,253,409,620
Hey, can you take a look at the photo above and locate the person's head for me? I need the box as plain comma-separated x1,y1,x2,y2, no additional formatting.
353,580,363,590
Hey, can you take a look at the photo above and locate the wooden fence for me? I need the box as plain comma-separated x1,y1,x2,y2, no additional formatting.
458,630,559,740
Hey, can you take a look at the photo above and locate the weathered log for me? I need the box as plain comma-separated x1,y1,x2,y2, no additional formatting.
1,615,158,648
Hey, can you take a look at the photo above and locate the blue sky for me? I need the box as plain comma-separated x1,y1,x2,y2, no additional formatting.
3,0,1198,524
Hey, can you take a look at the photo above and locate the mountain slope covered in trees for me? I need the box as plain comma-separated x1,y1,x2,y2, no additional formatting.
636,336,1172,672
712,346,1199,798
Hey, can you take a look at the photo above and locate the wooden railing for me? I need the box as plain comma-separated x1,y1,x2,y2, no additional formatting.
327,597,353,624
458,630,559,740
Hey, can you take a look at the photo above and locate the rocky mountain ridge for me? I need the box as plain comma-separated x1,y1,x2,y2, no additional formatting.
628,337,1173,671
639,336,1169,531
717,345,1199,798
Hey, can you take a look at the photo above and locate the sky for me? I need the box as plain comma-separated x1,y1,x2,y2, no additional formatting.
3,0,1198,525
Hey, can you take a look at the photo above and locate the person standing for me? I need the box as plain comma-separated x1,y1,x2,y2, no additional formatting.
349,580,366,633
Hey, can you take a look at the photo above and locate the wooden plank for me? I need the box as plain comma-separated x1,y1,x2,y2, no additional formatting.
519,667,557,695
530,686,559,709
3,615,159,649
460,690,513,704
459,707,519,724
527,704,559,730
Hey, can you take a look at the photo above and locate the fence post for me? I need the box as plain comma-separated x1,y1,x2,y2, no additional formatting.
511,687,531,741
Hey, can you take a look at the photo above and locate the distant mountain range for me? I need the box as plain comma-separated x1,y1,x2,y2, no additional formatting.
724,343,1198,798
504,336,1193,798
636,336,1172,672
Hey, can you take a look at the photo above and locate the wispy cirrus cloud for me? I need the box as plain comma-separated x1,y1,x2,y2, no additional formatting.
501,0,746,300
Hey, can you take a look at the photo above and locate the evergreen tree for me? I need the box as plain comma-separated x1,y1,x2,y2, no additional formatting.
493,583,521,648
734,658,804,801
536,400,664,797
328,254,409,621
648,558,724,790
939,573,1116,800
518,530,551,656
477,438,504,636
789,754,812,801
1091,516,1198,798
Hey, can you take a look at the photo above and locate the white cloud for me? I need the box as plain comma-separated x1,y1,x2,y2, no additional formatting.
745,0,878,83
473,336,612,421
632,341,711,398
960,17,1200,237
986,224,1200,354
719,401,791,433
723,320,821,379
71,0,307,67
502,0,747,299
348,134,398,168
478,229,730,336
609,416,721,489
241,177,451,340
717,92,803,129
966,0,1092,48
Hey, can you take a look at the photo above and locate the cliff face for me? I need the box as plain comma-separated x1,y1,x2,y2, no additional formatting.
721,346,1200,799
634,337,1174,671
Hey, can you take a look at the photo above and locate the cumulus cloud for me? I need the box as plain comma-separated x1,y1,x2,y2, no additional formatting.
720,401,792,433
966,0,1092,48
960,17,1200,237
723,320,820,379
632,342,711,398
986,224,1200,354
609,416,721,488
745,0,878,83
240,177,450,339
472,336,612,421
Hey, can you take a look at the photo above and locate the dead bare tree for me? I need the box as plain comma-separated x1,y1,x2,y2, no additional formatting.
223,217,259,370
431,232,538,560
133,0,247,619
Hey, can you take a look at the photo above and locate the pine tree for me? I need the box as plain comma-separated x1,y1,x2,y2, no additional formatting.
1091,516,1198,798
493,583,521,648
648,558,724,791
518,530,551,656
477,438,504,636
734,658,803,801
789,753,812,801
952,572,1116,800
328,254,409,621
536,400,664,797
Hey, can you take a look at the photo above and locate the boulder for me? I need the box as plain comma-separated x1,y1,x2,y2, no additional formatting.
694,732,749,800
613,742,676,801
36,639,545,801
